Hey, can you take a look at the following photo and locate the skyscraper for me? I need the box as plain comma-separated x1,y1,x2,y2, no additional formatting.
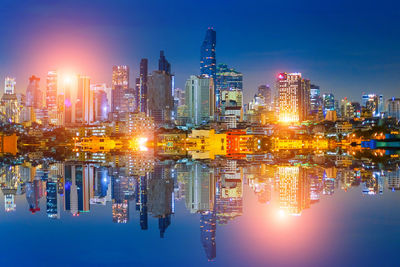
139,59,148,113
322,93,335,112
75,75,93,124
46,71,58,111
147,70,173,123
4,77,16,94
94,87,109,122
200,27,216,78
26,75,42,108
111,66,129,113
258,85,272,110
387,98,400,120
277,73,311,123
216,64,242,108
185,75,215,125
310,84,321,113
112,65,129,90
362,93,383,117
158,50,171,74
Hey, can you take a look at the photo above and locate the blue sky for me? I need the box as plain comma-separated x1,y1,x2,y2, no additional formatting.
0,0,399,103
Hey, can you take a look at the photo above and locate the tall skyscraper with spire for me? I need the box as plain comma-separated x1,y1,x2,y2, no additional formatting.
200,28,217,78
158,50,171,74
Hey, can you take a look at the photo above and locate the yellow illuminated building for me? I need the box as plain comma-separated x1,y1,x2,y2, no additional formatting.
75,136,120,152
186,129,227,159
271,137,329,150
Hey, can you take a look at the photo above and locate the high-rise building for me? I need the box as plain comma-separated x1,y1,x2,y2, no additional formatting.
46,181,59,219
111,66,129,114
94,88,109,122
46,71,58,110
200,28,216,78
362,93,383,117
310,84,321,113
4,77,16,94
215,64,242,108
139,59,148,113
258,85,272,111
277,73,311,123
147,70,173,123
158,50,171,75
112,65,129,90
387,98,400,120
322,93,335,113
26,75,42,108
185,75,215,125
75,75,93,124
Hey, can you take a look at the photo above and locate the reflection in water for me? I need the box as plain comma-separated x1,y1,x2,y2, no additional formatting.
1,152,400,261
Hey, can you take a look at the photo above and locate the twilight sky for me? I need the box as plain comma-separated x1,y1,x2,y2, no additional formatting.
0,0,399,103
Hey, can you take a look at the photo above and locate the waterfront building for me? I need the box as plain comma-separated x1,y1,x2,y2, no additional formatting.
277,72,311,123
185,75,215,125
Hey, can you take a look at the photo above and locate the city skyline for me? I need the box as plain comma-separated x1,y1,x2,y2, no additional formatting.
0,0,399,103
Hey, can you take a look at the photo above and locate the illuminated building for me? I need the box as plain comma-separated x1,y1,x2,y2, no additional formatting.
186,129,227,159
362,93,383,117
279,166,310,216
340,97,355,119
46,71,58,111
112,65,129,90
220,88,243,111
322,93,335,113
0,93,20,123
26,180,42,214
185,75,215,125
75,75,93,124
200,27,217,78
216,64,242,108
138,174,148,230
46,181,59,218
139,58,148,113
64,78,73,124
111,65,129,113
159,50,171,74
4,77,15,94
310,84,322,114
91,84,109,121
4,194,16,212
277,73,310,123
26,75,42,109
147,70,173,123
111,170,130,223
258,85,272,111
174,87,185,106
200,211,216,261
387,97,400,120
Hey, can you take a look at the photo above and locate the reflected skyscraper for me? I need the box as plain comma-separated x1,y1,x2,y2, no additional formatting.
200,28,216,78
46,181,59,218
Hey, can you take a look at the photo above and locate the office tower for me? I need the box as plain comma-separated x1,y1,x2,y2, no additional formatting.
277,72,311,123
1,93,20,123
75,75,93,124
220,89,243,110
158,50,171,74
200,211,217,261
139,59,148,113
322,93,335,112
26,75,42,108
387,98,400,120
174,88,186,106
112,65,129,90
362,93,383,117
4,77,16,94
258,85,272,110
139,175,148,230
147,70,173,123
94,89,108,121
340,97,354,119
111,66,129,113
215,64,242,108
185,75,215,125
200,27,217,78
310,84,322,113
46,71,58,110
64,78,73,124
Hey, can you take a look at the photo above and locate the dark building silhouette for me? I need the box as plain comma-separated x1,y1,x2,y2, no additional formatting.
158,50,171,75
